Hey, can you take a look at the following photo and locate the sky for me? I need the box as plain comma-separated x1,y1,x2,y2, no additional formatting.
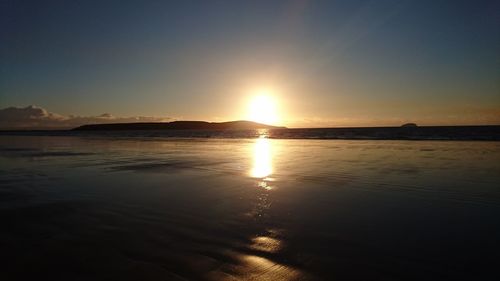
1,0,499,128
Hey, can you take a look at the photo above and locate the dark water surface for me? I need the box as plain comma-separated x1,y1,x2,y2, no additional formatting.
1,135,499,280
2,125,500,140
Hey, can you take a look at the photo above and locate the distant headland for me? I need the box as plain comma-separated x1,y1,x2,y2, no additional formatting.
72,120,286,131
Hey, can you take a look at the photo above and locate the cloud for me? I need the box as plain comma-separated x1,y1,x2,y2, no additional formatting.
0,105,172,129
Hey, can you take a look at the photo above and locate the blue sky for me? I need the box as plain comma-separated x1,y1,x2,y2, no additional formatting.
1,0,499,127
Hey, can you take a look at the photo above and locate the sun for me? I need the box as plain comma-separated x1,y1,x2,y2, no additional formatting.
248,93,279,125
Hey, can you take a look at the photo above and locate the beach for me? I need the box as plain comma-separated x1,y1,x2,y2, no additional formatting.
1,135,499,280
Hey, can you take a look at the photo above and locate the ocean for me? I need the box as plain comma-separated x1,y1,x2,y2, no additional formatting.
1,129,499,280
2,125,500,140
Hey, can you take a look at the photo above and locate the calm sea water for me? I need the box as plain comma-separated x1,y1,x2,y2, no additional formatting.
1,134,499,280
2,125,500,140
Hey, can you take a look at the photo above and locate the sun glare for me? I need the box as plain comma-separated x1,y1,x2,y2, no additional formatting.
250,136,272,179
248,93,279,125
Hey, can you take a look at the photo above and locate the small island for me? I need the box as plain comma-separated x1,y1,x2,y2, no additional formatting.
72,120,286,131
401,123,418,128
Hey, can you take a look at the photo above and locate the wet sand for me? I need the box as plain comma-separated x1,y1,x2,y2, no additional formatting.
1,136,499,280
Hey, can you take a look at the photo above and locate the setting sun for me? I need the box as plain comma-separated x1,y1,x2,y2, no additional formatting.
248,94,279,125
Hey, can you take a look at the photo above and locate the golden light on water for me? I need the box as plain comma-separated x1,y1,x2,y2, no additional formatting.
250,136,272,179
250,236,282,253
247,91,279,125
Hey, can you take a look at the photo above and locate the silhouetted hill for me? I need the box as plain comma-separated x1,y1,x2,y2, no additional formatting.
72,120,286,131
401,123,418,127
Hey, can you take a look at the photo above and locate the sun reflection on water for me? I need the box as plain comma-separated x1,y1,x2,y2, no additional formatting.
250,133,273,180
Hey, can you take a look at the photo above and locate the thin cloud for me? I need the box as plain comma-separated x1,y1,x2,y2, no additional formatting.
0,105,172,129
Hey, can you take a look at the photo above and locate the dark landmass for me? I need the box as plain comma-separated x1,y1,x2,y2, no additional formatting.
401,123,418,127
72,120,286,131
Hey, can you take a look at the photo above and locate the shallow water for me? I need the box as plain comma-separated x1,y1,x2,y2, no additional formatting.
1,135,499,280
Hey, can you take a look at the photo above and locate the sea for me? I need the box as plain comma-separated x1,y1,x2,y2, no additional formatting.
1,127,499,280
